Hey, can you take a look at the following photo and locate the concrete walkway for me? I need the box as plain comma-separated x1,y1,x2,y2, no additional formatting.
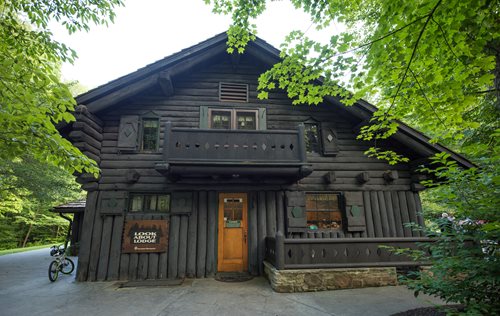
0,249,444,316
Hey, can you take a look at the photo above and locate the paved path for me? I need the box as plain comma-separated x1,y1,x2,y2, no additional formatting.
0,249,444,316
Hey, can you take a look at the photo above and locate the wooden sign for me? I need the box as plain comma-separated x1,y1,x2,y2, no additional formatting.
122,220,169,253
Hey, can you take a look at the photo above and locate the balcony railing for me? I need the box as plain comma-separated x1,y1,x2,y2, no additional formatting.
265,233,433,269
155,122,313,180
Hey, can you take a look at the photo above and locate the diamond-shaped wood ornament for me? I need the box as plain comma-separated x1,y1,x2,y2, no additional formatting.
123,126,133,137
327,133,334,142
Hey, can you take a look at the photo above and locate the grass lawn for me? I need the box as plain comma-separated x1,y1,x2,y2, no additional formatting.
0,244,52,256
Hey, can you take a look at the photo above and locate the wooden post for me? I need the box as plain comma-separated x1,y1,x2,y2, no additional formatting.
275,231,285,270
163,121,172,161
297,124,306,163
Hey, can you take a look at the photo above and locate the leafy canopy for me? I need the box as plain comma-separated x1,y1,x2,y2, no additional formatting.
207,0,499,159
0,0,123,176
0,155,84,249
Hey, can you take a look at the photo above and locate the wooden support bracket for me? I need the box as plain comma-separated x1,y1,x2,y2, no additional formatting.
158,72,174,96
356,172,370,184
383,170,399,183
323,171,336,184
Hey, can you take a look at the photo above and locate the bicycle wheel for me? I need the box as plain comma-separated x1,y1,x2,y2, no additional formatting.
48,261,59,282
60,257,74,274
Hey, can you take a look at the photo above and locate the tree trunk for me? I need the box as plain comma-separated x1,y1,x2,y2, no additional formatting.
22,223,33,248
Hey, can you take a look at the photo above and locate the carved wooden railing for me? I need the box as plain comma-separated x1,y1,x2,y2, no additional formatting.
265,233,432,270
157,122,313,179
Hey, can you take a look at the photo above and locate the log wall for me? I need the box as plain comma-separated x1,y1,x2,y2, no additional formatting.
75,53,426,281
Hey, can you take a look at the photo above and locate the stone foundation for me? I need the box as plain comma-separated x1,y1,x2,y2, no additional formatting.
263,261,397,293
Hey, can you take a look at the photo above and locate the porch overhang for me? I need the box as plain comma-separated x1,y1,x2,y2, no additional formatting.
155,161,313,181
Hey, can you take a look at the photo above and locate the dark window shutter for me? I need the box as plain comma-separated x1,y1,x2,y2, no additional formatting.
118,115,139,151
285,191,306,228
321,123,339,156
171,192,193,214
258,108,267,130
99,191,127,215
199,106,209,129
344,191,366,232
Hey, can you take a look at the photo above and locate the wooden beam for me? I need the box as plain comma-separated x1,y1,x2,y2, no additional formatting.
158,72,174,96
86,75,158,113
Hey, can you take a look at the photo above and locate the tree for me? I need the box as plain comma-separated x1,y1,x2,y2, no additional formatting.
207,0,499,157
0,156,83,249
0,0,123,177
207,1,500,313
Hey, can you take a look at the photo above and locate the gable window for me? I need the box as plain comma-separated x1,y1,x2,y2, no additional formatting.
129,194,170,213
304,123,321,154
141,117,160,152
306,193,342,230
209,109,258,130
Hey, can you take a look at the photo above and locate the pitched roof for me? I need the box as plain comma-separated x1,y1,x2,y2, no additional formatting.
52,200,86,213
75,32,474,169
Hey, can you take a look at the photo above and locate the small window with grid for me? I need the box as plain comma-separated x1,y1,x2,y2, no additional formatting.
306,193,342,230
129,194,170,213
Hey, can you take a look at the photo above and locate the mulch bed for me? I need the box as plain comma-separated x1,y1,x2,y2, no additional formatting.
391,305,465,316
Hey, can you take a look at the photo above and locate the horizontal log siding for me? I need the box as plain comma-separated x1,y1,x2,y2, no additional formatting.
75,54,424,280
97,56,413,192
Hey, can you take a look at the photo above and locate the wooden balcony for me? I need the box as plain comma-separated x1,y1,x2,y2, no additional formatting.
155,122,313,181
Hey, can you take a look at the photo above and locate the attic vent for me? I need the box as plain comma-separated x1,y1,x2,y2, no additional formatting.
219,82,248,102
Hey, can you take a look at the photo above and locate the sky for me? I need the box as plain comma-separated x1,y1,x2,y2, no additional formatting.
49,0,342,90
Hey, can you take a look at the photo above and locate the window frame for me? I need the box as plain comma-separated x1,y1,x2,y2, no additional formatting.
208,108,259,130
305,191,344,231
302,117,323,156
139,113,160,153
128,193,171,213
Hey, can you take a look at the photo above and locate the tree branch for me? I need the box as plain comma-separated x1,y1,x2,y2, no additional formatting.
409,68,448,128
313,14,430,65
431,16,459,60
388,0,443,111
473,88,499,94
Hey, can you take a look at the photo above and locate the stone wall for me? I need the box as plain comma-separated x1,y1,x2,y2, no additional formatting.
263,261,397,293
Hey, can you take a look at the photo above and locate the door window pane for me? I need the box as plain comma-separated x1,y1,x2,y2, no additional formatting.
236,111,257,130
223,198,243,228
211,111,231,129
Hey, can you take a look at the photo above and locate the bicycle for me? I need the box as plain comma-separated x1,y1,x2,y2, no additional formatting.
48,245,75,282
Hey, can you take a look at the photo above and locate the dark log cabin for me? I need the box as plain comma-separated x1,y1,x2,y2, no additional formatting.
60,32,473,290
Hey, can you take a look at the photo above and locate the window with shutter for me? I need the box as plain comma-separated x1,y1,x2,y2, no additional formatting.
141,117,160,151
304,123,321,154
128,193,170,213
321,123,339,156
344,191,366,232
203,108,265,130
305,193,342,230
285,191,307,229
118,115,139,151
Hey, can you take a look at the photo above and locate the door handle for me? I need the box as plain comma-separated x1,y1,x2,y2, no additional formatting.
243,230,247,243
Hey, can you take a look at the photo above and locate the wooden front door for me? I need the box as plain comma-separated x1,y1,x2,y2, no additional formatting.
217,193,248,272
